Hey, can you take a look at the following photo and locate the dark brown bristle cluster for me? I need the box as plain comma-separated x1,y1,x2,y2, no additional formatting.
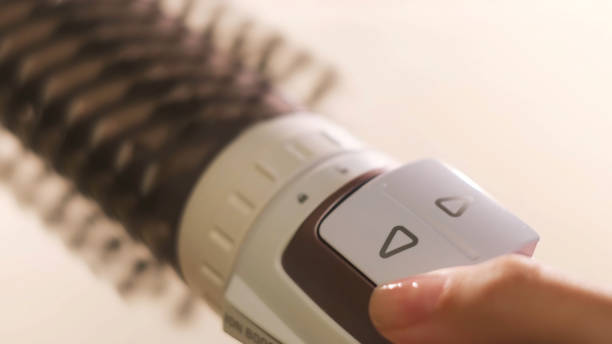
0,0,297,269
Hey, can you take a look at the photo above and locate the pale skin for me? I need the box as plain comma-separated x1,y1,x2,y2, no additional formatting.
369,255,612,344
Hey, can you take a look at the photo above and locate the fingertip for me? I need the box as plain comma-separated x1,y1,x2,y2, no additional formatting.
369,274,448,337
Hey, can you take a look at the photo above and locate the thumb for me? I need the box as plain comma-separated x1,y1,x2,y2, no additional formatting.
369,255,612,344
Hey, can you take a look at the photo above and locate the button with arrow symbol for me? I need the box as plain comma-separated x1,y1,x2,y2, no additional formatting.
435,196,473,218
379,226,419,259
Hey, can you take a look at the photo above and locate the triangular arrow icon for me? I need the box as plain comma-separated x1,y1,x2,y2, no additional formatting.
379,226,419,259
435,196,472,217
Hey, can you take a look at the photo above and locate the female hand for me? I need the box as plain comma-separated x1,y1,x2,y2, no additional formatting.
369,255,612,343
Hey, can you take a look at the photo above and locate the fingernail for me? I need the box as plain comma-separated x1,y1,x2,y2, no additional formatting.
369,273,448,332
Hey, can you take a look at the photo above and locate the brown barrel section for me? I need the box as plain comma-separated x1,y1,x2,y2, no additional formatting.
282,170,390,344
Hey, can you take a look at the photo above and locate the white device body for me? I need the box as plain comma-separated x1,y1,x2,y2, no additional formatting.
177,113,539,343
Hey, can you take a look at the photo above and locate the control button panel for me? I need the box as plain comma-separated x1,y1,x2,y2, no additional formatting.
318,159,539,285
